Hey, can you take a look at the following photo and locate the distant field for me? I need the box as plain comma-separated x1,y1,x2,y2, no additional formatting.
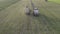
0,0,20,11
48,0,60,3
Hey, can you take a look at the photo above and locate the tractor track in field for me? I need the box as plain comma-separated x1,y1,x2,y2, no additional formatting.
24,0,41,34
25,0,34,33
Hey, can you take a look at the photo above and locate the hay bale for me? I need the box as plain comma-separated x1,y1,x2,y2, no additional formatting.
25,6,31,15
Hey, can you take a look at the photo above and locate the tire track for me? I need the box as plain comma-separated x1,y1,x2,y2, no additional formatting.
26,0,42,34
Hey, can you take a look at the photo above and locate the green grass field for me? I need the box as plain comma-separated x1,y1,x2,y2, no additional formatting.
0,0,20,11
0,0,60,34
48,0,60,3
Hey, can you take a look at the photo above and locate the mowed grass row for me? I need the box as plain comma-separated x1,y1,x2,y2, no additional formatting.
0,0,29,34
0,0,20,11
43,0,60,34
32,0,60,34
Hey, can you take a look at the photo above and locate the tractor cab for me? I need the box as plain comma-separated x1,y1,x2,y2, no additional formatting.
33,8,39,16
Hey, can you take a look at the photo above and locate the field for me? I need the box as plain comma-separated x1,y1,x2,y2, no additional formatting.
48,0,60,3
0,0,20,11
0,0,60,34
